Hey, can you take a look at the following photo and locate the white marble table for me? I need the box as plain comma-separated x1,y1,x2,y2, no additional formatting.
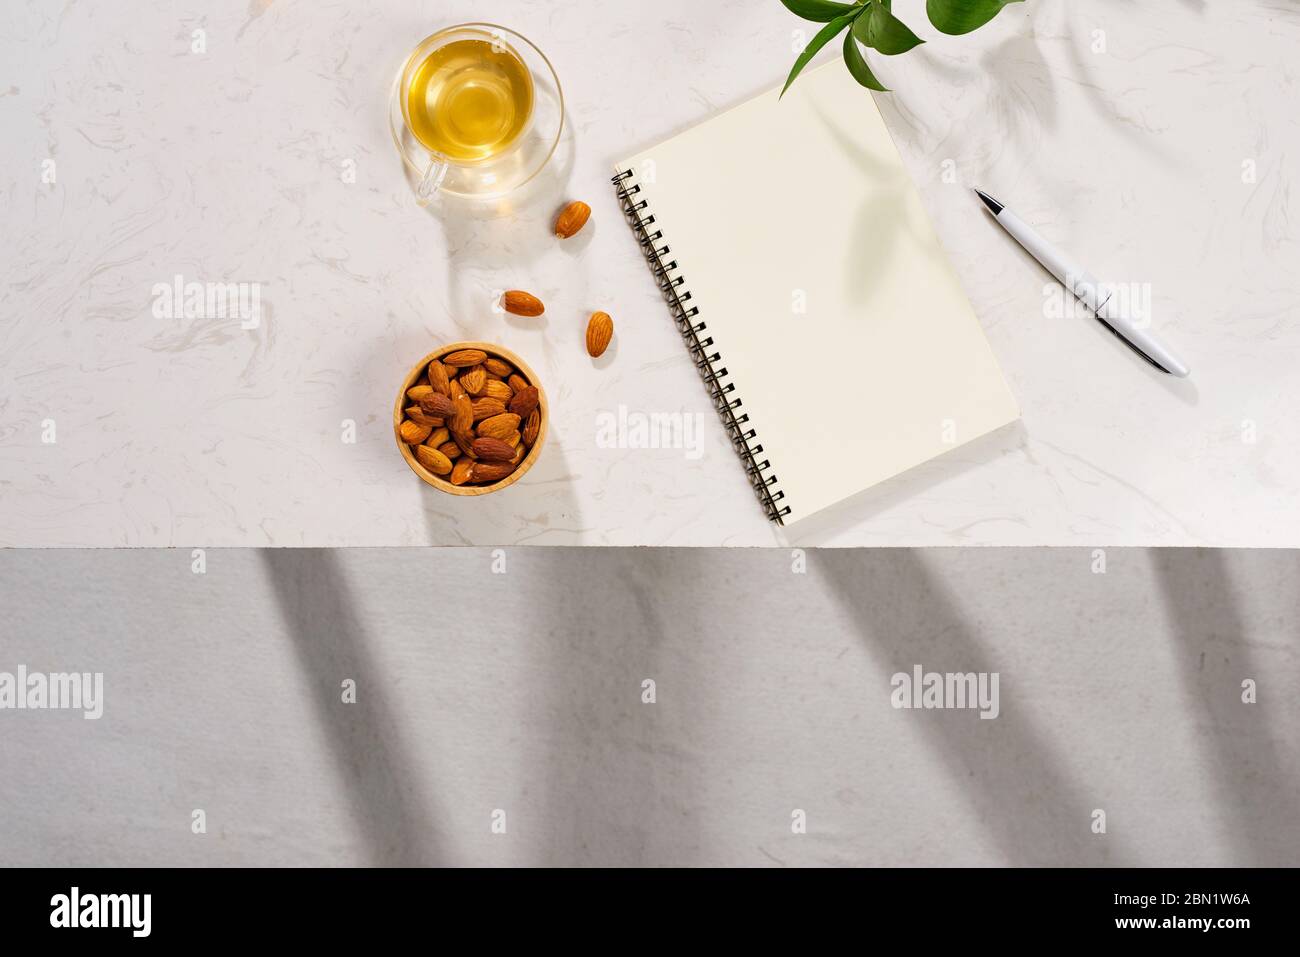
2,0,1297,547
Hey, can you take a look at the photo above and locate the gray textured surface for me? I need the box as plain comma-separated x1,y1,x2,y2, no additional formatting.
1,547,1297,866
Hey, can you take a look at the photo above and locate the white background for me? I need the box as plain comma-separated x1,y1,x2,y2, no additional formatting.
2,1,1298,546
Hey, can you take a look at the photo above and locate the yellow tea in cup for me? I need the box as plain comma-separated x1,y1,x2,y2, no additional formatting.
404,37,534,163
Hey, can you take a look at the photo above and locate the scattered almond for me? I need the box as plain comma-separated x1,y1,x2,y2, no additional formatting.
554,200,591,239
502,290,545,317
586,311,614,358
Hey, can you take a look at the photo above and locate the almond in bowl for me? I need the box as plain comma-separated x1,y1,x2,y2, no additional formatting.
395,342,547,495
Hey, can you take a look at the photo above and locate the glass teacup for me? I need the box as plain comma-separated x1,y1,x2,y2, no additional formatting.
390,23,564,203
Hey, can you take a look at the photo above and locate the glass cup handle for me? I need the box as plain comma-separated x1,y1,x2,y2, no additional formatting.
416,157,449,203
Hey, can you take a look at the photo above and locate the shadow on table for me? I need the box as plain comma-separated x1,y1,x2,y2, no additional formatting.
820,549,1135,866
417,437,586,545
1150,549,1300,866
260,549,449,865
515,547,712,866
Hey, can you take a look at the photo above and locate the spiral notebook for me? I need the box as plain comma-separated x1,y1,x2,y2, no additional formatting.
612,60,1018,525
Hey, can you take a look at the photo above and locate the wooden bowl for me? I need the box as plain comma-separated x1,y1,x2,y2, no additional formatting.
394,341,548,496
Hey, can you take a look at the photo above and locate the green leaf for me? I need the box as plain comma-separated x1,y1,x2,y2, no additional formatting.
780,13,856,97
842,30,889,92
926,0,1024,36
853,3,924,56
779,0,860,23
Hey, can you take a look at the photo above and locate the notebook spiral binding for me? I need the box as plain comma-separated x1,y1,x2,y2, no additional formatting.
612,168,791,524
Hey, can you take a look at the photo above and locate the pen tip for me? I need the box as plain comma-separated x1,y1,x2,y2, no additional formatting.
974,188,1004,216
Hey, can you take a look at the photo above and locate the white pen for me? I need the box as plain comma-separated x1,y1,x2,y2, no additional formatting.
974,188,1190,378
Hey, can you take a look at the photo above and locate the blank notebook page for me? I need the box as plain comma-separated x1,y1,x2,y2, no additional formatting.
618,60,1019,523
